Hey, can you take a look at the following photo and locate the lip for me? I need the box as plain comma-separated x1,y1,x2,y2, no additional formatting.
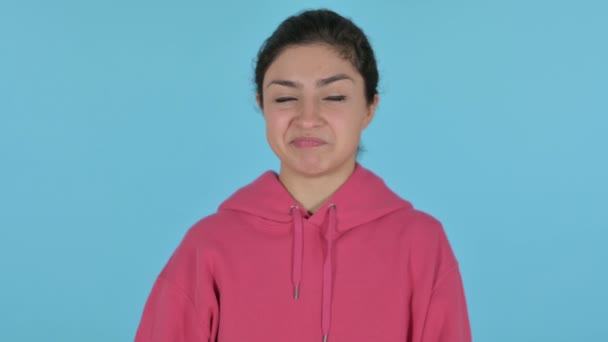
291,137,327,148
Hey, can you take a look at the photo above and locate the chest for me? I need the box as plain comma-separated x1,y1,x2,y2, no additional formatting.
212,222,412,341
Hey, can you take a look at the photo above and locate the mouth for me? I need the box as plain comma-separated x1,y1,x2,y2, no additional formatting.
290,137,327,148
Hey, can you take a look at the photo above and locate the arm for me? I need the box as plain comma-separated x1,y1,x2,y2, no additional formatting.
406,213,472,342
135,227,219,342
420,264,471,342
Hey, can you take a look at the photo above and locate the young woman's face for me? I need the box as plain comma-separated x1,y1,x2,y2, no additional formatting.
259,44,378,178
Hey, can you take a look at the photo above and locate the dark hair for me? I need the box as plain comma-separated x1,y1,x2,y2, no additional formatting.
254,9,379,108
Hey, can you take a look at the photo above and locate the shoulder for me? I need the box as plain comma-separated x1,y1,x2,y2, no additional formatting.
158,210,240,281
389,206,447,242
390,207,459,269
178,210,245,248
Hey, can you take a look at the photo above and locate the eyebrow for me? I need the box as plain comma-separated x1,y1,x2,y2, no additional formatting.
266,73,354,89
317,73,354,87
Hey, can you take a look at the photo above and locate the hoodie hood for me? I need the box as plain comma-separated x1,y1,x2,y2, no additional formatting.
217,162,413,342
218,162,413,231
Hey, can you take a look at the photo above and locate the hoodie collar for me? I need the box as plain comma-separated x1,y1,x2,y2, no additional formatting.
218,162,413,231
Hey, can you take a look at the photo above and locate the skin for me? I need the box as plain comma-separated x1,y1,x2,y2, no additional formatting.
257,43,379,214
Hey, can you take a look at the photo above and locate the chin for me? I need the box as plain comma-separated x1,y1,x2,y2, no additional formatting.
281,155,351,179
277,155,324,176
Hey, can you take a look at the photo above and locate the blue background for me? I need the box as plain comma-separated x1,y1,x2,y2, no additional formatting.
1,0,606,341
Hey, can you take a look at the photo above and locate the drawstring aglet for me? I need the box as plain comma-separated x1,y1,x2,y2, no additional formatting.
294,285,299,300
323,335,328,342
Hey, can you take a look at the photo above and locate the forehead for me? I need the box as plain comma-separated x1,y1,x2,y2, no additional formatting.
265,44,360,83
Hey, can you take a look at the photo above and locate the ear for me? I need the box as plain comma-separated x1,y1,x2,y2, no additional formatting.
361,94,379,130
256,93,263,109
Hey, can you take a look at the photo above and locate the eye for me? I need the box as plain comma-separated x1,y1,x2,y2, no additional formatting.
324,95,346,102
275,96,297,103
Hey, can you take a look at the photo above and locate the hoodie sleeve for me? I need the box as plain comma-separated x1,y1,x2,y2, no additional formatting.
134,226,220,342
408,213,472,342
419,264,471,342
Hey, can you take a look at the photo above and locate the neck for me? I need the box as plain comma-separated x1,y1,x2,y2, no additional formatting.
278,161,356,215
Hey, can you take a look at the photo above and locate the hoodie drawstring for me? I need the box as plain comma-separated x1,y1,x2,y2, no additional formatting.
322,204,337,342
290,204,337,342
290,206,304,300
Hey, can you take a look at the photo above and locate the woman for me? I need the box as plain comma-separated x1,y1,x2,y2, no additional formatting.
135,9,471,342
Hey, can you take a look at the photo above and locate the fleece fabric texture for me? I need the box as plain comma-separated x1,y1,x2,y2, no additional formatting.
135,163,472,342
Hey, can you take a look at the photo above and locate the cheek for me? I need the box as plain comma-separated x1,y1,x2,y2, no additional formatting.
330,107,366,131
264,110,291,138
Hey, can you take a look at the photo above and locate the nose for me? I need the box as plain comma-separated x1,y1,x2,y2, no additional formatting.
295,98,322,128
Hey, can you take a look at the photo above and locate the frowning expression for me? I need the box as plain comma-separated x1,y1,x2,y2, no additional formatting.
259,44,378,177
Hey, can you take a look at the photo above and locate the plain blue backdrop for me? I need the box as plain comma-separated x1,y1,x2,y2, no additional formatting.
1,0,606,341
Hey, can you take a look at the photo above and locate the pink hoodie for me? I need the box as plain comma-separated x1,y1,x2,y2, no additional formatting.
135,163,471,342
